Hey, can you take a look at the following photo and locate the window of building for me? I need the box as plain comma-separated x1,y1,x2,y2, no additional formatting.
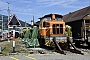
44,17,51,20
52,24,63,34
55,17,62,21
43,22,46,27
60,24,63,34
43,21,50,27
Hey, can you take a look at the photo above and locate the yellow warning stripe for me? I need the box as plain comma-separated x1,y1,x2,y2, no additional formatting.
26,56,36,60
9,56,19,60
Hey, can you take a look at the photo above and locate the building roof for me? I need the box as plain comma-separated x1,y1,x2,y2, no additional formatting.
39,14,63,19
63,6,90,23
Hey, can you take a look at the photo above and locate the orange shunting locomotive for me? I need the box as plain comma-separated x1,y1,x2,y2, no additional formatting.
39,14,66,39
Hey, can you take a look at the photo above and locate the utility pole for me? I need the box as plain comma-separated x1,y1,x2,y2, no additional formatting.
1,15,4,40
6,2,10,42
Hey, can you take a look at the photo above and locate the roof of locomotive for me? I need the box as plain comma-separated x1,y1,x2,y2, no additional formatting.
39,14,63,19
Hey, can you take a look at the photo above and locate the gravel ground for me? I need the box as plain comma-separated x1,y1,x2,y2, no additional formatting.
0,39,90,56
27,47,90,56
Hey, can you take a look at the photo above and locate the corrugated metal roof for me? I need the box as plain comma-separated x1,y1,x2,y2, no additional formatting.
63,6,90,23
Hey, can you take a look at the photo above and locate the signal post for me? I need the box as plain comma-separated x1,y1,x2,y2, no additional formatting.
7,14,21,53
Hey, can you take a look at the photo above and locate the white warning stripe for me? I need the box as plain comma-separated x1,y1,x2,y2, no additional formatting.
39,26,52,29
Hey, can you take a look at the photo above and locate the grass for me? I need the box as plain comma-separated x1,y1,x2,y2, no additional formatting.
1,38,29,56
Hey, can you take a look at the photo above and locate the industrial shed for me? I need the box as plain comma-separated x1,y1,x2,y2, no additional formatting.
63,6,90,39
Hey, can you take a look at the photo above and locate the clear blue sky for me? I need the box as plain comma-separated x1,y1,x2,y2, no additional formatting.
0,0,90,23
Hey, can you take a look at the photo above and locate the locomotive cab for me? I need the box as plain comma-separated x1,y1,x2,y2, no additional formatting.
39,14,66,42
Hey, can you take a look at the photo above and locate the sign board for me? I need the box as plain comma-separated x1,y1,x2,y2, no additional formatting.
7,14,21,26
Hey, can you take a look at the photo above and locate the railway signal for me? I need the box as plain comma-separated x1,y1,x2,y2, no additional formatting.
7,14,21,53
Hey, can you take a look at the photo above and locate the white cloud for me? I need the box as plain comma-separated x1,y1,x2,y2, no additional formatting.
0,0,32,13
0,0,33,16
10,6,33,16
18,0,32,4
4,0,32,4
36,0,80,8
0,0,89,18
0,1,8,9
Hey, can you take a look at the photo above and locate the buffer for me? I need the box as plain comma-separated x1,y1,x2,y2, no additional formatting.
7,14,21,26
